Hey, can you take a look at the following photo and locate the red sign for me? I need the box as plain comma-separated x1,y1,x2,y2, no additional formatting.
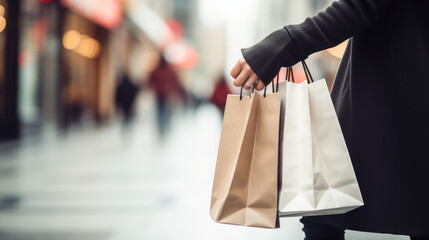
61,0,122,29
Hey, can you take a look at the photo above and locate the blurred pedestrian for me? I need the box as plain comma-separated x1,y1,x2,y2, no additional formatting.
115,73,139,123
209,75,232,116
148,55,184,137
230,0,429,239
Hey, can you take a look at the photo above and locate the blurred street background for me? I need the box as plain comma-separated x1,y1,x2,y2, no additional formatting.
0,0,408,239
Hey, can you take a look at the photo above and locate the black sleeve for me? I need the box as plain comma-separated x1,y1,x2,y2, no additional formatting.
241,0,390,85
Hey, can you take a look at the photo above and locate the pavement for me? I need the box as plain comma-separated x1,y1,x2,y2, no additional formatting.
0,96,409,240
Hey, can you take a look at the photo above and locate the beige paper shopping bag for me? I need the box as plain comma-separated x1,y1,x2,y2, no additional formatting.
210,90,281,228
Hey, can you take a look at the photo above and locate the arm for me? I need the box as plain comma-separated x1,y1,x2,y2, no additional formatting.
232,0,390,88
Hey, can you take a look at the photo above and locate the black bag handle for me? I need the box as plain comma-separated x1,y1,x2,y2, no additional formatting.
301,60,314,83
240,60,313,100
239,81,258,100
265,74,279,98
276,74,279,93
286,67,290,82
272,77,275,93
264,82,267,97
285,67,295,83
284,61,313,84
242,67,294,100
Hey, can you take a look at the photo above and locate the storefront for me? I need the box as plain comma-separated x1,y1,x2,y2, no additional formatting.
0,0,189,141
60,0,123,125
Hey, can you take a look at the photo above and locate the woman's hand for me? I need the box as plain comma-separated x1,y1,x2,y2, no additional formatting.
230,57,265,91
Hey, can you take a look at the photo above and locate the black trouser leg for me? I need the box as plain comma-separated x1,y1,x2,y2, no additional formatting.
410,236,429,240
301,217,345,240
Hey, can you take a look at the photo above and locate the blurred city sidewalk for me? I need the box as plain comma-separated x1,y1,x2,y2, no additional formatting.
0,95,407,240
0,94,302,240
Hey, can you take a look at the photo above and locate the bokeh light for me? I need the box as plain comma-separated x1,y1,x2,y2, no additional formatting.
77,36,101,59
0,4,6,33
0,17,6,33
63,30,101,58
62,30,81,50
0,5,5,17
164,43,199,69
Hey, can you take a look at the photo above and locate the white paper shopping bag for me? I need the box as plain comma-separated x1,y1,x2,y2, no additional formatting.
278,64,363,217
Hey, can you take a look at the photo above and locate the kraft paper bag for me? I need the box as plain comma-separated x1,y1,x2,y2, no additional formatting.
210,90,281,228
278,65,363,217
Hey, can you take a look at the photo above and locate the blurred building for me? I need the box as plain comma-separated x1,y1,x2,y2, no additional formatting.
0,0,345,142
0,0,126,140
0,0,175,141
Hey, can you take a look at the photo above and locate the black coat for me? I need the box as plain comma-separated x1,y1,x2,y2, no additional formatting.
242,0,429,236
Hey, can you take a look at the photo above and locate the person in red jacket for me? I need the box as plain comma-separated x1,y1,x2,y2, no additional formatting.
148,55,184,137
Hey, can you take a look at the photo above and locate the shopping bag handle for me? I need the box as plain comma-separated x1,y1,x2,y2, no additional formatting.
246,63,305,98
301,60,314,83
265,67,293,97
283,61,313,84
239,85,256,100
262,73,280,98
273,62,314,90
286,67,295,83
275,74,279,92
264,85,267,97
